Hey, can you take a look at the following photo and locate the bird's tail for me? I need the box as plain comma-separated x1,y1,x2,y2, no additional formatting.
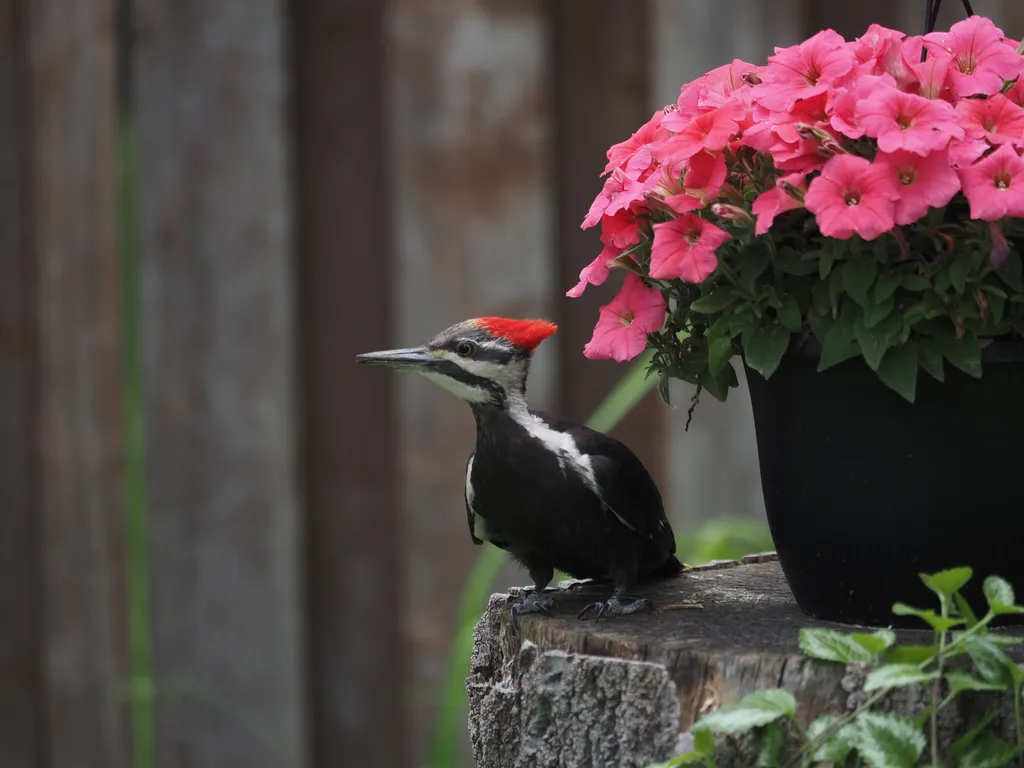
644,554,684,580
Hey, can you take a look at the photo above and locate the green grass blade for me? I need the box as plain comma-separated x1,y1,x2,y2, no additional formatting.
427,349,658,768
119,111,156,768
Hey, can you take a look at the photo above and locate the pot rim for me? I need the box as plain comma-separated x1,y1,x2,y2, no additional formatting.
789,333,1024,363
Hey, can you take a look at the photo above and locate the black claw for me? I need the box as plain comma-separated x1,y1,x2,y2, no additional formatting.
510,591,557,633
578,595,653,621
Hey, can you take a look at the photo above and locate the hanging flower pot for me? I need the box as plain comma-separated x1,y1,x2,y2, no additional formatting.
569,13,1024,626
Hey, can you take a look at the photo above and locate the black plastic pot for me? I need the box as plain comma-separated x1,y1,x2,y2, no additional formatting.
745,337,1024,627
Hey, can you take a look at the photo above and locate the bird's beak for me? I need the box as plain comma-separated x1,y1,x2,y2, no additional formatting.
355,346,436,371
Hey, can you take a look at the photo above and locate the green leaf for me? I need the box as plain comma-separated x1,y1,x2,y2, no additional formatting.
957,733,1018,768
707,337,734,377
885,644,938,665
799,628,875,663
964,636,1016,688
902,273,932,292
983,576,1024,615
820,247,836,279
738,252,771,296
955,591,980,628
952,711,1000,758
864,663,940,691
829,267,845,314
876,342,919,403
851,630,897,659
946,670,1006,693
755,722,783,768
854,712,926,768
696,689,796,733
817,322,861,372
921,567,973,599
875,271,902,302
891,603,964,632
855,318,890,371
863,297,895,330
807,715,857,764
774,248,820,276
996,250,1022,292
777,295,803,332
950,258,971,294
743,323,791,380
918,343,945,382
939,334,982,379
692,727,715,756
843,258,879,308
691,291,738,315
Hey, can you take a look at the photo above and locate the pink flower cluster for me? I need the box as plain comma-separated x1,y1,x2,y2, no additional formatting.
575,16,1024,362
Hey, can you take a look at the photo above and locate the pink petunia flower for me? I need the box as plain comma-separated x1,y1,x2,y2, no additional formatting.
923,15,1020,97
910,52,953,100
752,173,807,235
875,149,961,225
956,94,1024,146
830,74,897,138
856,86,963,154
698,59,761,110
753,30,856,111
581,168,647,229
649,214,730,282
603,109,669,177
583,274,667,362
957,143,1024,221
658,101,744,161
948,137,990,167
567,244,618,298
804,154,899,240
600,210,642,249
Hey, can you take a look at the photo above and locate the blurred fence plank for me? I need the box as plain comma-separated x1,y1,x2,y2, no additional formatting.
548,0,666,485
388,1,555,756
290,0,406,766
0,1,130,767
132,2,306,767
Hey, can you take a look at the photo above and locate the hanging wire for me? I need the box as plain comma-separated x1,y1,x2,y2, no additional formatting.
924,0,975,35
922,0,975,60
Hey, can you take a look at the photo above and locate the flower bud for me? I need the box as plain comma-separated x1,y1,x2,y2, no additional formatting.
778,181,805,203
711,202,754,225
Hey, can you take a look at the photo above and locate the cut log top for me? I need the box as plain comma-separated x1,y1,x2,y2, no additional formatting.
468,555,1024,768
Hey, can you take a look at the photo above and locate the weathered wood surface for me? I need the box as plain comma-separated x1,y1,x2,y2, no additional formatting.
469,556,1024,768
133,2,306,766
550,0,666,481
291,0,406,765
0,1,130,766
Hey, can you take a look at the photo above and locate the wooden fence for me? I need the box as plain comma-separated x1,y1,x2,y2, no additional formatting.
4,1,1024,767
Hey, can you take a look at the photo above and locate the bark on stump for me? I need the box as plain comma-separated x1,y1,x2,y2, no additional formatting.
467,555,1024,768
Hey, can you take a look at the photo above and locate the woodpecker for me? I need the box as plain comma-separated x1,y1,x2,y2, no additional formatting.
356,317,682,623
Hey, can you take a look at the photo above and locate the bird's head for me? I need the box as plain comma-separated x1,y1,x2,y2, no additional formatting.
356,317,558,408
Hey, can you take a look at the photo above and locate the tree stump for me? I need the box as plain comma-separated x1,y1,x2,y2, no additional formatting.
467,554,1024,768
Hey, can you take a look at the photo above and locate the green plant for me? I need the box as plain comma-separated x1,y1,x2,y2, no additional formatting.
652,567,1024,768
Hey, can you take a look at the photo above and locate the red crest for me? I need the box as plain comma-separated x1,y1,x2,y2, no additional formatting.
477,318,558,352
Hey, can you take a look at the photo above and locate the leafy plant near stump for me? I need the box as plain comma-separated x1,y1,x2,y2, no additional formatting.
569,16,1024,405
651,567,1024,768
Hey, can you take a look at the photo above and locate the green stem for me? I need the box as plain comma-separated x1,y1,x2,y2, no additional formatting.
787,690,889,768
119,111,156,768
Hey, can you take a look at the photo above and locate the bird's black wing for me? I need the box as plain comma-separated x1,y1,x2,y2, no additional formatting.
465,452,483,545
533,412,676,555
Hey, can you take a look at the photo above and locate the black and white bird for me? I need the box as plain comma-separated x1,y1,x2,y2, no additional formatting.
356,317,682,623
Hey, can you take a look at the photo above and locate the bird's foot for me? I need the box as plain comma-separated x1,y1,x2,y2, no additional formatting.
510,591,557,633
578,594,652,621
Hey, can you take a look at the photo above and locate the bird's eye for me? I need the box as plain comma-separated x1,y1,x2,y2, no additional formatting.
456,341,475,357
